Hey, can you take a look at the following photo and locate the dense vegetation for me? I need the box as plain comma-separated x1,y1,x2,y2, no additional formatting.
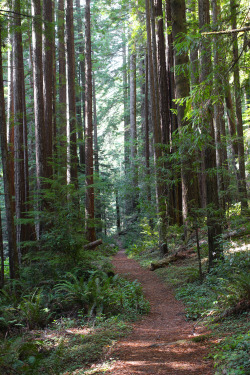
0,0,249,373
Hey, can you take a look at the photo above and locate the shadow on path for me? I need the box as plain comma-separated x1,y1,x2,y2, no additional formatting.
106,248,213,375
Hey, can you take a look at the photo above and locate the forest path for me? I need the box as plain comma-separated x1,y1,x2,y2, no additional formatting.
106,248,213,375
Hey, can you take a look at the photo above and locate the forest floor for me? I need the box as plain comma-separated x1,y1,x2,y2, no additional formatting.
103,247,214,375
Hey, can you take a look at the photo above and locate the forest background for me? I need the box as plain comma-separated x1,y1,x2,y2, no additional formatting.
0,0,249,373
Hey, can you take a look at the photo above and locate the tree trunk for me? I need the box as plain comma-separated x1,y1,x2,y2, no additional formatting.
170,0,199,232
13,0,30,253
140,54,151,206
66,0,78,188
230,0,248,210
211,0,229,210
93,73,101,229
75,0,85,167
0,23,19,279
85,0,96,242
165,1,182,226
116,190,121,233
32,0,46,197
155,0,170,146
146,0,168,253
58,0,67,182
129,47,139,211
43,0,53,179
198,0,223,268
123,32,130,174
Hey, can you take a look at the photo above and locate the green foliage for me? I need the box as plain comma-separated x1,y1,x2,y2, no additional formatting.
126,218,159,258
18,289,53,330
214,332,250,375
54,270,150,318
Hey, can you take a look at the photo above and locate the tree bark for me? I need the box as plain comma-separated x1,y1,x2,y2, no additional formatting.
146,0,168,253
85,0,96,242
13,0,30,252
58,0,67,182
0,23,19,279
211,0,229,210
198,0,223,268
230,0,248,209
155,0,170,146
75,0,85,167
66,0,78,188
43,0,53,179
165,1,182,226
170,0,199,231
129,47,139,211
123,32,130,175
32,0,46,194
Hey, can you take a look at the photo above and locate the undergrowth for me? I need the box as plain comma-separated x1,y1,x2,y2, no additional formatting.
125,217,250,375
0,243,149,374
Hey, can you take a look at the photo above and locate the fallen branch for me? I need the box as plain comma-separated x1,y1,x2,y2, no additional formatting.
150,247,195,271
84,239,102,250
223,228,250,240
202,26,250,36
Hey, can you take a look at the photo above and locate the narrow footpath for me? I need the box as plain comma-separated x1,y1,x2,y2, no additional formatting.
107,248,213,375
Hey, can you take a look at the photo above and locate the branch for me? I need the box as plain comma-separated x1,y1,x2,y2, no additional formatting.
0,9,32,18
202,26,250,36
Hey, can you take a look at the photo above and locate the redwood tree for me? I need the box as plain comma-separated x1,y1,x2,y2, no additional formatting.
85,0,96,242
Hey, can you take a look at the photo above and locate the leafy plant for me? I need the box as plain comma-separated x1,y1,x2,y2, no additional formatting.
18,289,53,329
214,332,250,375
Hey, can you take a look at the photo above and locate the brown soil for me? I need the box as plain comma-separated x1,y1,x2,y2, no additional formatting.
106,249,213,375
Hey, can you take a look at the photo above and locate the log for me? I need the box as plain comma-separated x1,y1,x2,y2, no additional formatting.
223,228,250,240
150,247,195,271
150,253,186,271
84,239,103,250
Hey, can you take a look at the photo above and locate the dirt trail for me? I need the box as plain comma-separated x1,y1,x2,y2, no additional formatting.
107,249,213,375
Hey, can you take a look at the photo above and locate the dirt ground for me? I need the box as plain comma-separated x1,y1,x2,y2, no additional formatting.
106,249,214,375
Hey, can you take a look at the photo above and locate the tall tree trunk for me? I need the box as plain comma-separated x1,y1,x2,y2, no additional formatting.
198,0,223,268
32,0,46,195
155,0,170,146
93,73,101,229
66,0,78,187
93,74,99,175
230,0,248,209
75,0,85,167
122,30,129,174
188,0,206,210
129,48,139,211
123,32,130,174
116,190,121,233
146,0,168,253
43,0,53,179
85,0,96,242
0,23,19,279
170,0,199,234
165,1,182,226
140,54,151,206
211,0,229,210
144,54,151,205
13,0,29,252
7,10,15,215
58,0,67,182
